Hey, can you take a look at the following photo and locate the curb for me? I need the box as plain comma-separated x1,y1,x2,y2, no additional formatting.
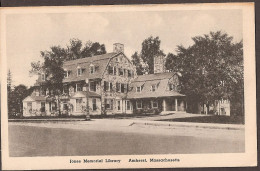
131,121,244,130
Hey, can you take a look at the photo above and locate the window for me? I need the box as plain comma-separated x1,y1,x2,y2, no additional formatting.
119,68,124,76
77,67,82,76
104,81,112,92
89,81,96,92
124,69,127,76
151,100,158,108
117,100,121,111
76,84,82,92
121,84,125,93
128,70,132,78
169,84,175,91
27,102,32,113
92,98,97,111
126,100,131,110
116,82,121,92
76,99,82,111
108,66,113,74
41,102,45,112
41,73,45,81
113,67,117,75
64,71,69,78
90,64,95,74
136,101,142,109
136,86,142,92
151,85,156,92
63,85,69,94
105,99,113,110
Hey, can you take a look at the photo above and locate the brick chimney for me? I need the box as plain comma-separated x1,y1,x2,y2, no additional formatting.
113,43,124,53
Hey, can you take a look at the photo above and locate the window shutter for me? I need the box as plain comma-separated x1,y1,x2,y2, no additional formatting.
110,82,113,91
104,81,107,91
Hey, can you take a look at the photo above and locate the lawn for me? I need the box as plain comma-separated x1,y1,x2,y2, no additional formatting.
157,115,244,124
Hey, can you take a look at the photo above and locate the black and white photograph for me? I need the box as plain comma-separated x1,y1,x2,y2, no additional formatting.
0,2,256,170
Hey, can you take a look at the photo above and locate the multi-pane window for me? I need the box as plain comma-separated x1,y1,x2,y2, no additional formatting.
136,101,142,109
151,100,158,108
105,99,113,110
126,100,131,110
136,86,142,92
76,99,82,111
89,81,96,92
92,98,97,111
77,67,82,76
151,85,156,92
116,82,121,92
104,81,112,91
76,84,82,92
108,66,113,74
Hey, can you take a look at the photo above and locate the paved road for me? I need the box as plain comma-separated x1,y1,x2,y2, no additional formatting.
8,121,245,157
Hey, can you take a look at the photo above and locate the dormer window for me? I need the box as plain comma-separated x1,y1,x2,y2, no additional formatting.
169,84,176,91
77,66,82,76
41,73,46,81
64,69,69,78
90,64,95,74
151,85,156,92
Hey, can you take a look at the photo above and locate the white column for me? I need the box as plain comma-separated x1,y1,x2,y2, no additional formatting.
175,98,178,112
163,99,166,111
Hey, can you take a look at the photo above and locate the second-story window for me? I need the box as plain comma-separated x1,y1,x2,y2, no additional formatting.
64,70,69,78
116,82,121,92
90,64,95,74
119,68,124,76
113,67,117,75
77,66,82,76
108,66,113,75
136,86,143,92
128,70,132,78
89,81,96,92
41,73,46,81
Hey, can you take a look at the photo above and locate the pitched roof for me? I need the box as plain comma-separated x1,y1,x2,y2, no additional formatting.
62,52,118,83
133,72,176,82
23,96,46,102
127,72,185,99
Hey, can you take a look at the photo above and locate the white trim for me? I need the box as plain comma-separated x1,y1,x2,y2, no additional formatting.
136,100,142,109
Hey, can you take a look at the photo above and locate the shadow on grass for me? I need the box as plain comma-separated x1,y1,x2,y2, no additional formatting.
157,115,244,124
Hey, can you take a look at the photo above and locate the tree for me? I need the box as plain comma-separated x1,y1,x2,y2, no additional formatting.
166,31,243,115
131,52,144,75
140,36,165,74
30,39,107,116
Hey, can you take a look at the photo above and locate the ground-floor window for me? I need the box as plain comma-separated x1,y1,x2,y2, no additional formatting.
126,100,131,110
27,102,32,113
151,100,158,108
40,102,45,112
63,103,68,110
105,99,113,110
136,100,142,109
76,99,82,111
117,100,121,111
92,98,97,111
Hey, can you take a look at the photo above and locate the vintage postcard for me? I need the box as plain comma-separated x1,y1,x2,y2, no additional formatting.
0,3,257,170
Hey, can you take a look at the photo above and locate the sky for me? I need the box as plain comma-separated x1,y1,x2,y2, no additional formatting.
6,9,242,87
